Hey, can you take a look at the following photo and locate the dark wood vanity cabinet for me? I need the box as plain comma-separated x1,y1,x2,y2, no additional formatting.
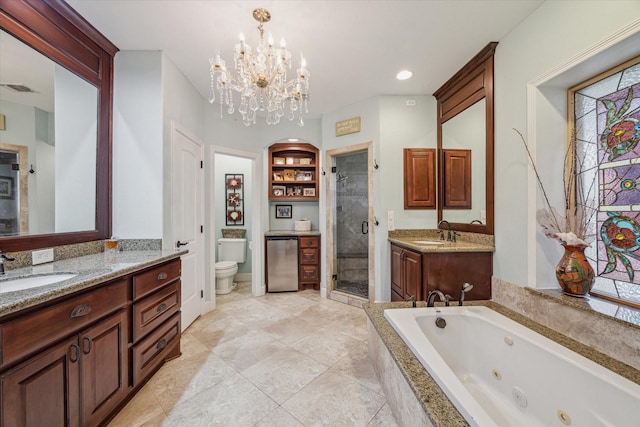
0,258,182,427
0,280,129,427
299,236,320,290
423,252,492,301
390,243,492,302
390,244,423,301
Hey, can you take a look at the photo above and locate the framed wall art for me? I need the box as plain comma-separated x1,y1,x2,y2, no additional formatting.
225,174,244,225
275,204,292,218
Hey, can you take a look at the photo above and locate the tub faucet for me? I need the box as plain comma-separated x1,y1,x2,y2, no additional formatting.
0,251,15,275
427,290,450,307
405,295,417,308
458,282,474,306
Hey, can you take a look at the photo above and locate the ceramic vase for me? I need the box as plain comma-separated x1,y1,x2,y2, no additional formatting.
555,244,595,297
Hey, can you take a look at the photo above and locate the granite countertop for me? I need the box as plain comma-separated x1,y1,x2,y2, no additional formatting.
0,249,187,317
364,301,640,426
264,230,321,237
388,229,494,253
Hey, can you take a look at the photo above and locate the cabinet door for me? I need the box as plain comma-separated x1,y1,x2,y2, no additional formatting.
424,252,492,301
403,249,422,300
390,245,404,298
0,336,80,427
80,309,129,426
404,148,436,209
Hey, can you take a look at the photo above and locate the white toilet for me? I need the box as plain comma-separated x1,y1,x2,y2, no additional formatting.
215,238,247,294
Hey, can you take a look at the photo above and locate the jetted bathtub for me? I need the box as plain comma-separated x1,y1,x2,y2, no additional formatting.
384,306,640,426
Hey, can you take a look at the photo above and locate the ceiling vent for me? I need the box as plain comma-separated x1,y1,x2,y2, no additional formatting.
0,83,38,93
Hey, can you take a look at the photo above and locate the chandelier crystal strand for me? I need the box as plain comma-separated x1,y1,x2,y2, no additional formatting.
208,8,309,126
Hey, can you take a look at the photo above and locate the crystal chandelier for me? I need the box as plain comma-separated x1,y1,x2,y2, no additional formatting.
209,8,310,127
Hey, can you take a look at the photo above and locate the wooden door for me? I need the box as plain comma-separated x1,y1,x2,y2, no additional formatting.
80,309,129,426
0,336,80,427
171,123,204,330
403,148,436,209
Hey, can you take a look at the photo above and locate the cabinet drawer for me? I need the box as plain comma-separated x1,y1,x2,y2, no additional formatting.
299,236,318,248
0,279,128,369
300,265,319,281
133,260,181,300
132,281,181,342
300,248,318,264
132,312,180,386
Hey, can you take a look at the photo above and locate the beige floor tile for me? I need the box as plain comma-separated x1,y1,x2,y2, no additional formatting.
260,315,324,345
253,406,305,427
175,330,209,360
107,384,165,426
241,347,327,404
290,327,364,366
164,373,278,427
212,329,288,371
147,351,236,411
282,371,386,426
187,315,254,349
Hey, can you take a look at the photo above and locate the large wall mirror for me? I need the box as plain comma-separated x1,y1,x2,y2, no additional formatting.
434,43,496,235
0,0,117,251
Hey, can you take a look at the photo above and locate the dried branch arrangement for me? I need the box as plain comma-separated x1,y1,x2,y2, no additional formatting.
514,128,597,247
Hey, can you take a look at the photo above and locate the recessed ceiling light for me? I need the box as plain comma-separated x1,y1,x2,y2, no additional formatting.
288,138,299,142
396,70,413,81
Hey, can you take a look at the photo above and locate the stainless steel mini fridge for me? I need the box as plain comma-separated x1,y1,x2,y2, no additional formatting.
266,236,299,292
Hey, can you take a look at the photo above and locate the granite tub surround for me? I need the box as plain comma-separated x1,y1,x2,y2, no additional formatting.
0,249,186,316
364,301,640,426
493,277,640,371
388,229,494,253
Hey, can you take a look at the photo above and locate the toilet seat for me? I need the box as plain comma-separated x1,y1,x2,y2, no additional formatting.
215,261,236,271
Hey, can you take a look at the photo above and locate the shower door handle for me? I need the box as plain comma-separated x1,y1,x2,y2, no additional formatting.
362,221,368,235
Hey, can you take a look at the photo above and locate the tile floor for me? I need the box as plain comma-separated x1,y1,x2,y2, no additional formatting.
108,283,399,426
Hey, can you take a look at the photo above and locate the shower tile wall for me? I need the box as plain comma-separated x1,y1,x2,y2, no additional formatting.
336,152,368,285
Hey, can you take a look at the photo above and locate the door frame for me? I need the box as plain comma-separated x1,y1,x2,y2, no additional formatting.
209,145,263,307
325,141,375,302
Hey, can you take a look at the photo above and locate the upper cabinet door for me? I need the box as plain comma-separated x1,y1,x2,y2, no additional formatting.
403,148,436,209
443,149,472,209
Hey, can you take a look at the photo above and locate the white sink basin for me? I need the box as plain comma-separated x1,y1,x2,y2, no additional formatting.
412,240,448,245
0,273,77,294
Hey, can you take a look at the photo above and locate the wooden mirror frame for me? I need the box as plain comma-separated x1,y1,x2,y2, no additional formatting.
0,0,117,251
434,42,497,235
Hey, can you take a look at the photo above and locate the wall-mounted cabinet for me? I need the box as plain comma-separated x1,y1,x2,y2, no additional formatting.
269,143,319,201
403,148,436,209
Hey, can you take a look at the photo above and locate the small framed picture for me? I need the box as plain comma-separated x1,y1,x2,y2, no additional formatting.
294,186,303,196
285,157,295,165
275,204,292,218
272,185,286,197
303,172,313,181
300,158,312,165
283,169,296,181
273,157,286,165
303,187,316,197
0,176,14,200
273,172,284,181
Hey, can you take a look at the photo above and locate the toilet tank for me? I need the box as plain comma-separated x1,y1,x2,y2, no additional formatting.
217,238,247,263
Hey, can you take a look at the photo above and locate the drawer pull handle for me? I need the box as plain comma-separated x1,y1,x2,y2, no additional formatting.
69,344,80,363
156,339,167,351
306,241,312,246
70,304,92,318
157,272,168,280
157,303,167,313
305,254,313,260
82,337,92,355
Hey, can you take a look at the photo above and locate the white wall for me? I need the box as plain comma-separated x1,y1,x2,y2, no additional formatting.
54,65,97,233
113,51,163,238
321,95,436,301
493,1,640,288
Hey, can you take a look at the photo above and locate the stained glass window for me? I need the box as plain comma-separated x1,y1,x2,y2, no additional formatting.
571,56,640,308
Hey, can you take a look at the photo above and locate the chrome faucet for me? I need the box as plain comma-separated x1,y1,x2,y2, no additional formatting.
0,251,16,275
427,290,450,307
458,282,474,306
405,295,417,308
